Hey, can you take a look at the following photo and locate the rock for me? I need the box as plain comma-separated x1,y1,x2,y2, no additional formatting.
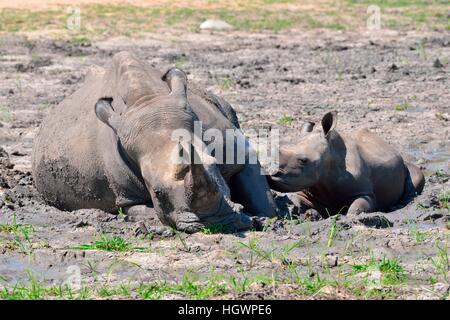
388,63,398,72
15,57,52,72
428,170,449,184
134,222,149,237
435,112,450,121
304,208,322,221
148,225,175,238
75,220,89,228
200,19,234,30
0,176,9,189
357,214,393,228
11,150,26,156
433,58,444,68
0,147,8,158
421,212,444,221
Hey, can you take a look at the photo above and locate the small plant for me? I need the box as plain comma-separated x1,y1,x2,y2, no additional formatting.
429,276,437,285
117,207,127,219
200,224,228,235
70,234,141,252
277,114,294,126
30,52,41,62
227,267,252,293
0,213,33,235
432,241,449,283
415,40,427,60
237,238,276,267
438,191,449,209
351,257,406,286
327,215,342,248
70,35,91,46
394,102,410,111
416,202,429,210
98,283,132,298
378,258,406,285
174,56,187,69
278,240,304,265
410,227,428,244
220,77,233,90
295,272,334,296
0,106,14,122
0,270,45,300
336,68,344,81
175,232,191,252
138,272,226,300
407,222,428,243
0,213,34,255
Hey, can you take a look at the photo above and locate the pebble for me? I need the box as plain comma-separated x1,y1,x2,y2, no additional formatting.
200,19,234,30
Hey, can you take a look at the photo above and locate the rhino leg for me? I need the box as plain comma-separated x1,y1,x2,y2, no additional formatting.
347,195,376,216
230,164,278,218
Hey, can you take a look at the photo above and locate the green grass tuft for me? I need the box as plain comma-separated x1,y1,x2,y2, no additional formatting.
200,224,229,235
278,114,294,126
69,234,145,252
394,102,410,111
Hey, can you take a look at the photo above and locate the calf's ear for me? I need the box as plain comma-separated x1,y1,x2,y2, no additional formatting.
95,97,121,133
300,121,315,133
321,111,337,138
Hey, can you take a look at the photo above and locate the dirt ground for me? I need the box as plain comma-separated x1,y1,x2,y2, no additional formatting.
0,26,449,299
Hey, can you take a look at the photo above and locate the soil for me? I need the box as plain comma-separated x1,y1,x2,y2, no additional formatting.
0,28,449,299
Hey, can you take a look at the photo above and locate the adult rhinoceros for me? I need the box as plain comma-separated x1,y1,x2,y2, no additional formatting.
32,51,277,233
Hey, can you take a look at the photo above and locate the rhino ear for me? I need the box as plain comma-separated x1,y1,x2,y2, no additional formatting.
321,111,337,138
95,98,121,133
300,121,315,134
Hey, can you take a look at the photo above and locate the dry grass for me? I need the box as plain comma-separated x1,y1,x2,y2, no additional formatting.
0,0,448,39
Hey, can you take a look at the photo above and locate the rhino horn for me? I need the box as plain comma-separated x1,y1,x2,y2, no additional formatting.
162,68,188,98
184,144,220,199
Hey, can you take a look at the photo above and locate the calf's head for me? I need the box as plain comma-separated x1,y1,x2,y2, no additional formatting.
94,68,251,233
269,111,338,192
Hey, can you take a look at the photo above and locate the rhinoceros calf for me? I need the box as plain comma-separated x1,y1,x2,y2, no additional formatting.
32,51,277,233
268,111,425,217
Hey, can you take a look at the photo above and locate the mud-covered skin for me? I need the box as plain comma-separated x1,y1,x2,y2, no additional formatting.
32,51,277,233
269,111,425,217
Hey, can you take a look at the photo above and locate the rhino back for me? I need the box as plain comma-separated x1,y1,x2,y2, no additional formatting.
353,128,406,208
32,66,117,211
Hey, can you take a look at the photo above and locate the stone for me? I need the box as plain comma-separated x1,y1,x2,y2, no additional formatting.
200,19,233,30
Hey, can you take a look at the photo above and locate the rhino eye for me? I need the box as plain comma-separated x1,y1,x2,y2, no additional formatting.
153,188,163,197
297,158,308,166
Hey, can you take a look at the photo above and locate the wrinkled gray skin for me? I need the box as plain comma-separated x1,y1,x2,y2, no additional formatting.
32,51,277,233
268,111,425,217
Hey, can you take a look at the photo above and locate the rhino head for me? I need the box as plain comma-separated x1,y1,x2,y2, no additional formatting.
94,68,252,233
268,111,340,192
